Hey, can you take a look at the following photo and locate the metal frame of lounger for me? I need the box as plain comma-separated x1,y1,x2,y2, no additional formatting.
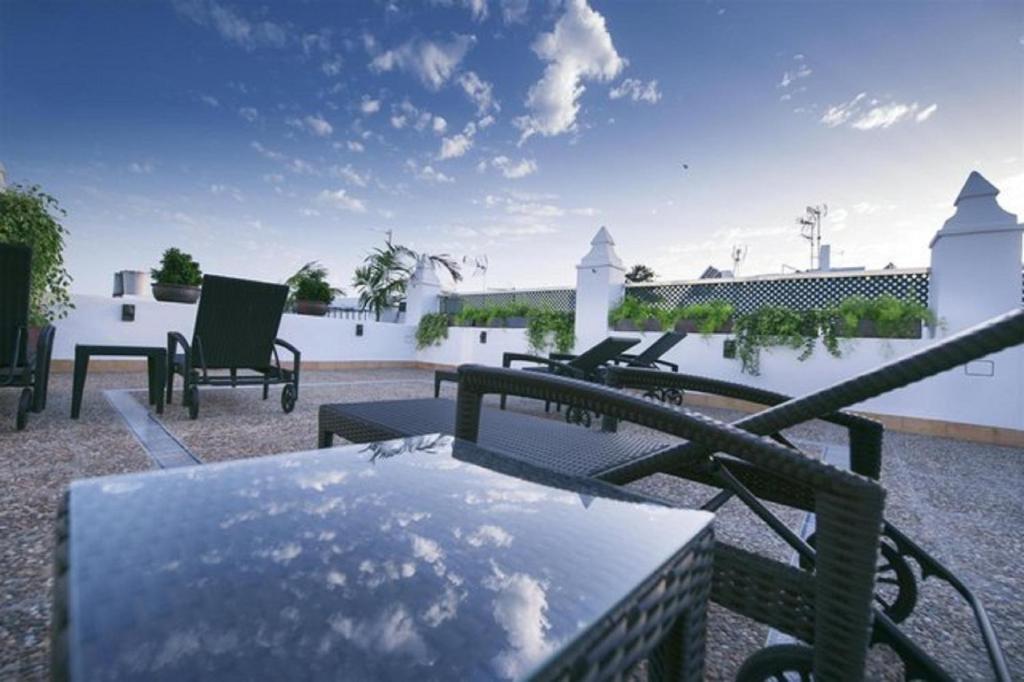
551,331,686,373
166,275,300,419
453,363,886,680
0,244,55,430
597,308,1023,681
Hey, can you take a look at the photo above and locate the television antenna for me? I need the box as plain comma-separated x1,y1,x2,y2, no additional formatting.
730,244,747,276
462,254,489,290
796,204,827,270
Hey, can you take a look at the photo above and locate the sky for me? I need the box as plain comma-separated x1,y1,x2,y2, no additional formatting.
1,0,1022,296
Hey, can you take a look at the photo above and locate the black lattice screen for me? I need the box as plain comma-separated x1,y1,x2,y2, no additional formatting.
625,269,931,314
440,288,576,314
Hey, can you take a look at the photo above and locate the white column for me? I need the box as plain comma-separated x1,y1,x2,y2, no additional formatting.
404,256,441,327
574,227,626,351
929,171,1023,335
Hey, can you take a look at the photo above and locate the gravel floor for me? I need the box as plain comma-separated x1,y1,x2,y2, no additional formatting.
1,368,1021,680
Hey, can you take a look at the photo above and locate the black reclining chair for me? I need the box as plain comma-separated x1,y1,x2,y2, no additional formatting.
166,275,300,419
0,244,55,430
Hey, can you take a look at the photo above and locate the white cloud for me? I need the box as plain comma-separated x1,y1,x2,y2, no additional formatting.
491,156,538,179
779,62,812,88
609,78,661,104
821,93,938,130
301,30,331,55
319,188,367,213
300,207,320,217
432,0,489,21
360,96,382,114
129,161,154,174
458,71,499,115
321,54,344,76
251,141,286,161
915,103,938,122
439,122,477,160
433,116,448,133
391,115,407,129
173,0,289,50
407,160,455,183
238,106,259,122
332,164,368,187
347,140,366,152
199,93,220,107
262,173,284,183
209,184,243,201
478,114,495,128
500,0,529,23
484,566,554,679
288,158,317,174
514,0,625,142
370,35,476,90
303,114,334,136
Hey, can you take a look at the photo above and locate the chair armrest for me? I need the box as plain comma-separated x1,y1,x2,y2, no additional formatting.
275,338,301,392
501,352,585,379
548,352,577,362
167,332,190,355
648,358,679,372
274,338,300,357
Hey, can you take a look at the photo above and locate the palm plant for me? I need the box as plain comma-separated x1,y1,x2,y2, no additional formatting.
353,238,462,321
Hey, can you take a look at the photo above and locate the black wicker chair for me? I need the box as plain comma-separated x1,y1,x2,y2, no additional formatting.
0,244,55,430
166,275,300,419
454,363,886,680
551,330,686,373
596,309,1023,681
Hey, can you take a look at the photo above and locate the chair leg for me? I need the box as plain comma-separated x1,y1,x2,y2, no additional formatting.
70,350,88,419
263,378,269,400
318,430,334,448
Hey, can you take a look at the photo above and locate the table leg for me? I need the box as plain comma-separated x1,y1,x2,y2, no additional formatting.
71,350,88,419
154,352,165,415
146,357,156,405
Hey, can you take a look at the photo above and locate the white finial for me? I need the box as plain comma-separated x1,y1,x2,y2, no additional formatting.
954,170,999,206
578,226,624,270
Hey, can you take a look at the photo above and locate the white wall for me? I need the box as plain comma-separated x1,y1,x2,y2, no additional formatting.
54,295,416,363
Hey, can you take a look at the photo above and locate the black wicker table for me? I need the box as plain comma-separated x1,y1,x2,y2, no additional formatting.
54,436,714,681
70,344,166,418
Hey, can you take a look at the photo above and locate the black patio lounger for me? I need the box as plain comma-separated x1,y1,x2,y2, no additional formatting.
499,335,640,422
0,244,55,430
166,275,300,419
552,330,686,373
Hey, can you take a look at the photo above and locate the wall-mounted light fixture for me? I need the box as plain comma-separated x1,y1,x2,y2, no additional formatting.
479,331,487,344
356,324,364,337
121,304,135,322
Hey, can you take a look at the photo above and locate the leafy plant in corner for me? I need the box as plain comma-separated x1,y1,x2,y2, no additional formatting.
354,238,462,321
609,297,659,329
287,261,343,304
415,313,450,349
671,300,734,336
526,307,575,354
0,184,74,324
836,295,934,339
151,247,202,286
625,264,656,283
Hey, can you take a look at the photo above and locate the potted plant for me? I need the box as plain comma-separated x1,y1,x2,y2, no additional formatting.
609,297,661,331
287,261,343,316
836,295,933,339
151,247,202,303
0,184,75,336
502,303,531,329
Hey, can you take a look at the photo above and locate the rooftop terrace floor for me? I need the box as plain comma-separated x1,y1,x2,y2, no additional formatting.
2,368,1022,680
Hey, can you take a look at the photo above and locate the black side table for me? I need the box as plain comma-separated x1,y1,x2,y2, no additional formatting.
71,345,166,419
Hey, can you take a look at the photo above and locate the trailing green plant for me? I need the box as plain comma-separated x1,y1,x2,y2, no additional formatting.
286,261,343,304
670,300,734,335
0,184,74,324
609,297,659,328
415,313,450,349
835,295,935,338
526,307,575,354
453,302,532,326
732,306,830,375
151,247,202,287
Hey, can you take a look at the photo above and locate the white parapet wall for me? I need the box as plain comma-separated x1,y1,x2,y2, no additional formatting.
53,294,418,365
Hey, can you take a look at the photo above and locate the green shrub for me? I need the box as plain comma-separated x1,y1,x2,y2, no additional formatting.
0,184,74,324
287,261,343,304
526,307,575,354
415,313,450,349
609,297,658,327
151,247,202,286
670,300,734,335
836,295,935,338
732,306,827,375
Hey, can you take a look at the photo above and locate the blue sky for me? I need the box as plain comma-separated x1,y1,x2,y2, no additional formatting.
1,0,1021,296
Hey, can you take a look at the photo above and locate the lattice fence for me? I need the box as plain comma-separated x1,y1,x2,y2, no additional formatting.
626,269,931,314
439,288,576,314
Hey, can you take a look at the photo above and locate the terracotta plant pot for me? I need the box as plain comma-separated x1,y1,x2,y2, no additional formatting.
152,283,201,304
295,300,329,316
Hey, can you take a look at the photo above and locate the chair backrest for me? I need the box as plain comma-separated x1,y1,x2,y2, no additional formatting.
629,331,685,367
0,244,32,368
191,275,288,369
568,336,640,372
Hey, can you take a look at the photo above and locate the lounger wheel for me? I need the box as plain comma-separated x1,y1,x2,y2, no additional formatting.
564,405,592,428
801,531,917,623
281,384,296,414
187,386,200,420
16,388,32,430
736,644,814,681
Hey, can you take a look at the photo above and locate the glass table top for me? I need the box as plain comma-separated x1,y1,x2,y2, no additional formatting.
64,435,712,681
